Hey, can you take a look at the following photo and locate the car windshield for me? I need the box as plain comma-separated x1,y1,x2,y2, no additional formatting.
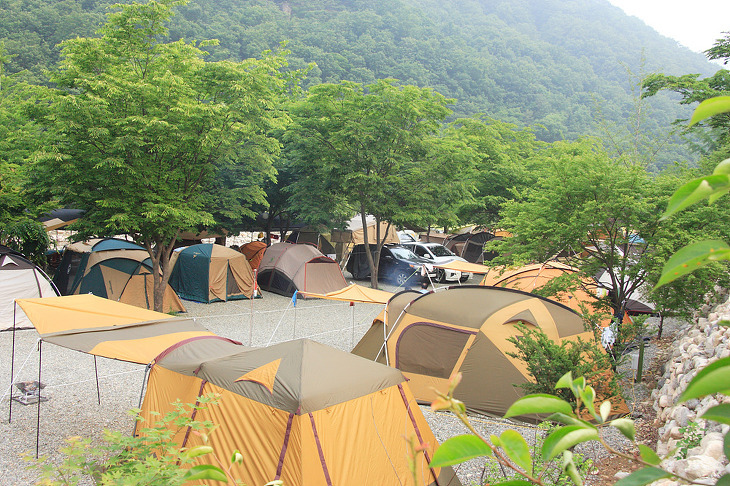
389,246,419,259
429,245,454,257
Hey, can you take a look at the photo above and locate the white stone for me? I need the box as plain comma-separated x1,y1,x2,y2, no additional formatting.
684,455,724,480
614,471,630,479
701,439,725,461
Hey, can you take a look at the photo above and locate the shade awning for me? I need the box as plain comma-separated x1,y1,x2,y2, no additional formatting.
15,294,216,364
434,260,492,275
299,283,393,304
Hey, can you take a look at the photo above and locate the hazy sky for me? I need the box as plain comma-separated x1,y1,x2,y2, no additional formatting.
607,0,729,56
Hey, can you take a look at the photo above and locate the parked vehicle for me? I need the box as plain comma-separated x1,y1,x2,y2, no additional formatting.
400,241,472,283
346,244,436,286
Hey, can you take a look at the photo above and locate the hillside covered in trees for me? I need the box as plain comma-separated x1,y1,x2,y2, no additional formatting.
0,0,721,163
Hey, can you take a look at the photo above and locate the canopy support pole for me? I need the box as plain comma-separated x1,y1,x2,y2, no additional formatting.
132,363,152,437
94,356,101,405
350,302,355,350
8,301,17,423
35,339,42,458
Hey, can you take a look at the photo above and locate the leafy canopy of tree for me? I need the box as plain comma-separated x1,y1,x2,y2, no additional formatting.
0,0,720,168
285,79,473,287
28,0,293,311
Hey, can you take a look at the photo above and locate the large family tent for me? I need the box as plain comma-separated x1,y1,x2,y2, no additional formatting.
169,244,255,303
330,214,399,263
0,246,59,328
239,241,267,271
53,238,185,313
352,285,626,420
257,243,347,297
139,338,460,486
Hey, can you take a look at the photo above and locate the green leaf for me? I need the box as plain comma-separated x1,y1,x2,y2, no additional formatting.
182,464,228,482
701,404,730,425
637,444,661,466
429,435,493,467
546,413,585,426
655,240,730,288
661,175,730,219
542,425,599,461
504,394,574,418
184,445,213,459
717,474,730,486
725,433,730,461
230,449,243,465
611,418,636,441
680,356,730,401
599,400,611,423
563,451,583,486
265,481,284,486
556,372,574,389
614,467,672,486
500,430,532,474
689,96,730,126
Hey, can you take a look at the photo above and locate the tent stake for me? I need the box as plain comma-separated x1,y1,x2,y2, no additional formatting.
36,339,42,459
94,356,101,405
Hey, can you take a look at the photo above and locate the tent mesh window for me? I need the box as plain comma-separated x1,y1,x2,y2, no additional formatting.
396,322,475,378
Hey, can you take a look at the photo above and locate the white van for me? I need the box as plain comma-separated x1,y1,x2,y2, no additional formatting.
400,242,471,283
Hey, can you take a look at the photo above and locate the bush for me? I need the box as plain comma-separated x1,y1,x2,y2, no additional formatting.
506,324,618,404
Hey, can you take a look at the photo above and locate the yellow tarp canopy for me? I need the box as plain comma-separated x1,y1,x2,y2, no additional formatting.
299,283,393,304
15,294,216,364
434,260,492,275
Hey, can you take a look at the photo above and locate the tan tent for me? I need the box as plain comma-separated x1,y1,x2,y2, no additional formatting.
351,285,627,420
139,338,461,486
169,243,256,303
257,243,347,297
53,238,185,313
240,241,267,271
331,214,399,263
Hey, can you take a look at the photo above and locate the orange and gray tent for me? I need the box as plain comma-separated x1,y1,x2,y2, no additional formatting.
240,241,267,271
169,244,255,303
53,238,185,313
1,246,59,329
257,243,347,297
139,338,461,486
352,285,624,420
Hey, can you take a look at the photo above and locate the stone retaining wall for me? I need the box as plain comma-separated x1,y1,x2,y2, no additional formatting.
651,299,730,484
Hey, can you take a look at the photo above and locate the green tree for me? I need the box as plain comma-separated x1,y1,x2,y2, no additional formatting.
491,139,664,360
285,79,470,287
29,0,291,311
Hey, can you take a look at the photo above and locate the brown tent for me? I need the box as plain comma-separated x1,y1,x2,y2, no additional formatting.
169,243,256,303
257,243,347,297
240,241,267,271
139,338,461,486
352,285,627,420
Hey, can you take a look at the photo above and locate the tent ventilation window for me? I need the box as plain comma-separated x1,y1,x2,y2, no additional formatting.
396,322,475,378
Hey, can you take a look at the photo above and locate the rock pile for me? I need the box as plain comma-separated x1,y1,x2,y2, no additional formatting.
651,300,730,484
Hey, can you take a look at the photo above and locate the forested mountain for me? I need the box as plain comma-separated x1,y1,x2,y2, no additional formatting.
0,0,721,163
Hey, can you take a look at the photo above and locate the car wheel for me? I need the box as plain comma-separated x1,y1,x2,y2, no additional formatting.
394,270,410,286
459,274,470,283
437,268,447,283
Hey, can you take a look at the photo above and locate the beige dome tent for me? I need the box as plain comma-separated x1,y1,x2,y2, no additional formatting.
352,285,627,420
257,243,347,297
53,238,185,313
0,246,59,328
139,338,461,486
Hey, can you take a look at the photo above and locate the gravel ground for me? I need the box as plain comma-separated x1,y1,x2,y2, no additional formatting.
0,274,687,486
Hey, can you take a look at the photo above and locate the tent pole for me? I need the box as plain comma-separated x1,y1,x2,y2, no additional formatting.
138,363,151,409
94,356,101,405
35,339,42,459
9,301,17,423
351,302,355,350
